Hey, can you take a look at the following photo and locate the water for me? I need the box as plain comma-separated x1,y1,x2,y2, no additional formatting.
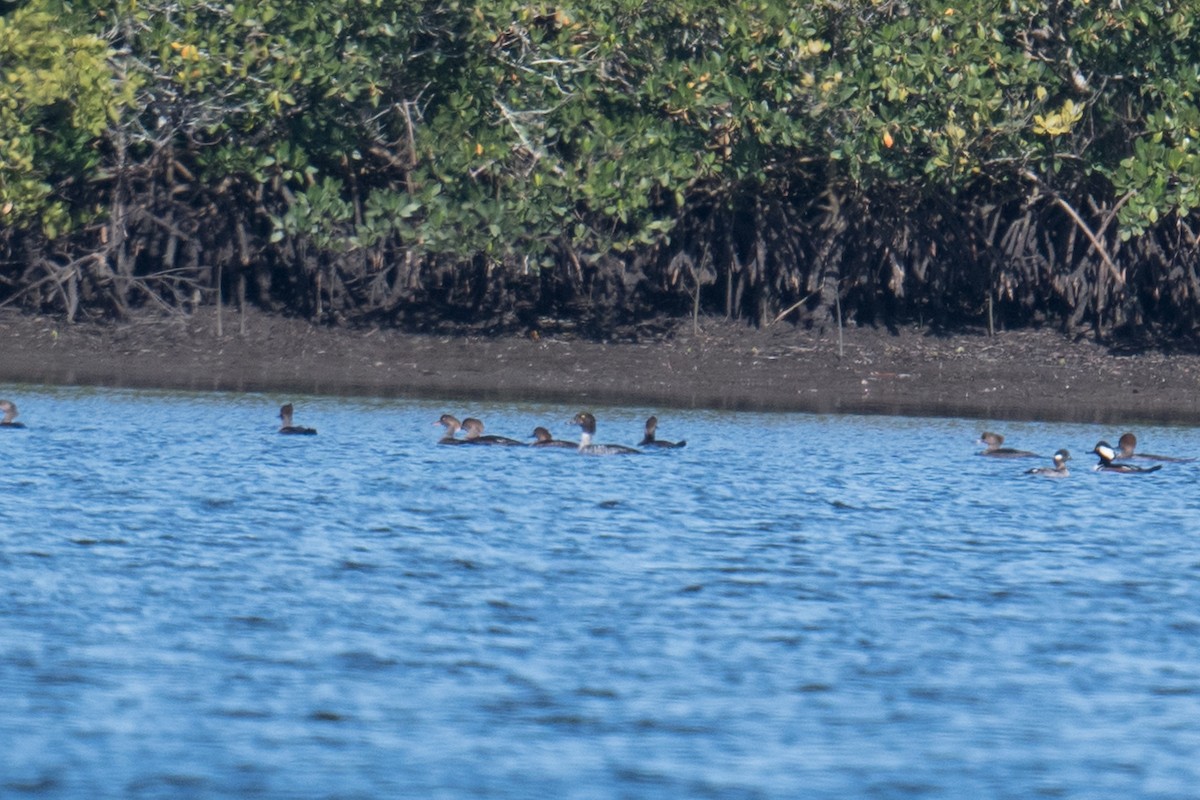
2,387,1199,799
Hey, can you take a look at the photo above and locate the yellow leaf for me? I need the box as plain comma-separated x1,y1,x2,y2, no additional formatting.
882,130,894,148
1032,100,1083,136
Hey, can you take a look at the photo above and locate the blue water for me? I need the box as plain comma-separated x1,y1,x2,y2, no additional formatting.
2,387,1199,799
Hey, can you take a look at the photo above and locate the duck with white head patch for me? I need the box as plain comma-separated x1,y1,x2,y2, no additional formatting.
1026,449,1071,478
1092,441,1162,473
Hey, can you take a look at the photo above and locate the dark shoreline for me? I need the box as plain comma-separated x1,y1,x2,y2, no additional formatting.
3,308,1200,425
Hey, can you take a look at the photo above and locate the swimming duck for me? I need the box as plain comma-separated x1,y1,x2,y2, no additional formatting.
0,400,26,429
435,414,471,445
530,427,577,449
461,417,524,446
1115,432,1192,462
1093,441,1162,473
978,431,1037,458
1026,449,1070,477
638,415,686,449
278,403,317,435
571,412,640,455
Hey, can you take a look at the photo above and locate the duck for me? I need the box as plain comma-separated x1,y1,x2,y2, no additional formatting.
1025,449,1070,477
278,403,317,435
571,412,640,455
435,414,471,445
530,426,577,449
1115,432,1192,462
638,415,686,449
461,417,524,446
978,431,1037,458
0,400,26,428
1092,441,1162,473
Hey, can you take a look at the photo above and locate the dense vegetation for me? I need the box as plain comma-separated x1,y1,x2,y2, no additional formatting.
2,0,1199,339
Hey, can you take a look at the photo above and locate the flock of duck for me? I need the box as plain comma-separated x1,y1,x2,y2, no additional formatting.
979,430,1192,477
434,411,685,454
276,402,688,454
2,399,681,456
1,396,1186,472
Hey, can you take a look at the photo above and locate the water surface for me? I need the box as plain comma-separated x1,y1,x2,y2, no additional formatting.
2,388,1198,798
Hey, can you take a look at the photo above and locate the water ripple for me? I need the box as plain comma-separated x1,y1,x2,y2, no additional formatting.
1,391,1198,797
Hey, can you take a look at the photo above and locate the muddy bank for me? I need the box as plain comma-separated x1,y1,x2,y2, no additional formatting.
1,308,1199,425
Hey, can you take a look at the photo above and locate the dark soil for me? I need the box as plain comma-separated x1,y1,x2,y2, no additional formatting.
2,307,1199,425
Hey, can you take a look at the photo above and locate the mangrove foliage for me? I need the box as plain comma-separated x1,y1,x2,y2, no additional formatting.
2,0,1199,338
